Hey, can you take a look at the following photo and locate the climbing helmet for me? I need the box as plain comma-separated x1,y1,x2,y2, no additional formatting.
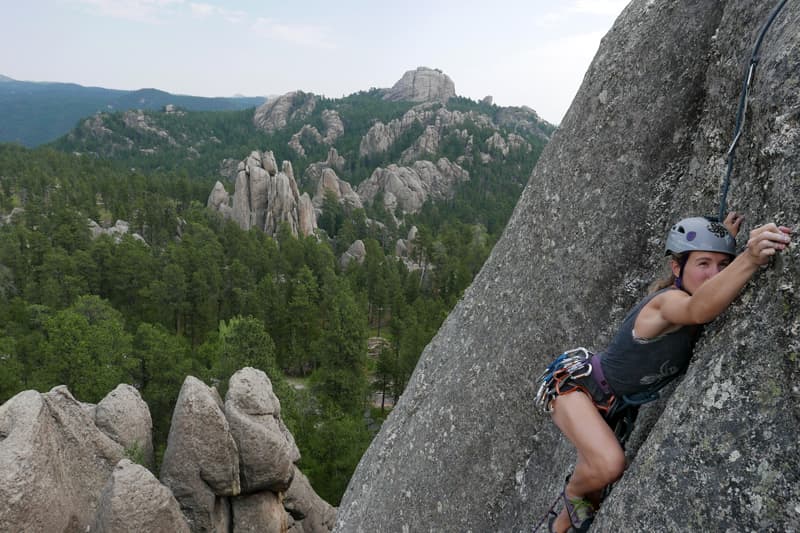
665,216,736,257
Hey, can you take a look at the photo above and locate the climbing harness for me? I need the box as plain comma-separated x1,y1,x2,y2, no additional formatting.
717,0,789,221
534,347,616,416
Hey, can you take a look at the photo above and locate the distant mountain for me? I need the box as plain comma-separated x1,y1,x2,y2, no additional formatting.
0,76,266,147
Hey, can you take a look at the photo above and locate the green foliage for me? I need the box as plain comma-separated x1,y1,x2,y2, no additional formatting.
289,399,373,505
36,295,133,403
0,86,551,504
206,316,278,398
124,440,147,466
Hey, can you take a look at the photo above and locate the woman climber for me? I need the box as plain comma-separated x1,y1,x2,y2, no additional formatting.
535,213,793,533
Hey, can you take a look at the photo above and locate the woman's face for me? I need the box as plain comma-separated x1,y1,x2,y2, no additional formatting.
672,251,733,294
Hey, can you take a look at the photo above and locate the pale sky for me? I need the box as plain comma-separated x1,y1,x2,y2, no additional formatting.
1,0,630,124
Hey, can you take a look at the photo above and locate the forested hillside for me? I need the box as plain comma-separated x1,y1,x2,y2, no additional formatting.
0,85,552,504
0,75,264,147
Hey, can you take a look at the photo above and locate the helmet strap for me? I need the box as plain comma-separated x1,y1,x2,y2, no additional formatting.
674,254,690,293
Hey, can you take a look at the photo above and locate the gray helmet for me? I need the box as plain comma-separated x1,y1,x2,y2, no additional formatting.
665,217,736,256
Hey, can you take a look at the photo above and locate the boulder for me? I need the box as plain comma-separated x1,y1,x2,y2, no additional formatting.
383,67,456,103
224,368,299,493
92,459,190,533
160,376,240,532
207,180,233,219
232,491,287,533
94,384,154,469
284,466,337,533
311,168,363,213
340,240,366,269
0,387,125,533
485,132,509,156
335,1,800,532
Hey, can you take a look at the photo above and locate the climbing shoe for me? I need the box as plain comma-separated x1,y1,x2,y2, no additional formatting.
562,494,595,533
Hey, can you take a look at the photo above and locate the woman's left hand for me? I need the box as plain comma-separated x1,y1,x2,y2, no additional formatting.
724,211,744,238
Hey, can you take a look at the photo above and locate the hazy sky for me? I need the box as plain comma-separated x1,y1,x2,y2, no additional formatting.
1,0,629,124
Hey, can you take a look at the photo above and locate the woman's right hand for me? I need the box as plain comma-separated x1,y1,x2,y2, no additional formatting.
745,223,793,265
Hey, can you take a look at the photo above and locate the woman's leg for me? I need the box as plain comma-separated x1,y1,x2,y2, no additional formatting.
550,391,625,532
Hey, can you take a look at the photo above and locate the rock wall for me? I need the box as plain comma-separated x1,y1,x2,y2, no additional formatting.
335,1,800,531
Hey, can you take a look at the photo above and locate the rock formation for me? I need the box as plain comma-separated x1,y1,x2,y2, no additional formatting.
159,376,241,532
356,158,469,217
284,467,337,532
495,105,552,141
335,1,800,532
158,369,335,533
123,109,177,145
0,387,126,532
358,105,493,160
288,110,345,158
302,148,354,209
92,459,190,533
253,91,317,134
340,239,366,269
383,67,456,103
0,368,335,532
94,383,155,469
88,219,147,243
224,369,300,493
207,150,317,238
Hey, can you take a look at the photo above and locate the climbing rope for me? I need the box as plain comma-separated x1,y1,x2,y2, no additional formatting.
717,0,789,221
531,493,561,533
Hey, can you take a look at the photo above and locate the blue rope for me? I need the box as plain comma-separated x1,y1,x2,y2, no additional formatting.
718,0,789,221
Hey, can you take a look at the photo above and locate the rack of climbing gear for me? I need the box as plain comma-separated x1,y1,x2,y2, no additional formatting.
534,347,594,412
717,0,789,221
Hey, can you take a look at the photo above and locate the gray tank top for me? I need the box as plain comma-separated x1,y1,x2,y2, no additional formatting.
600,288,699,397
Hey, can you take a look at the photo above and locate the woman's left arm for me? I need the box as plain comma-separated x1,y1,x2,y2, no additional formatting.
661,223,792,325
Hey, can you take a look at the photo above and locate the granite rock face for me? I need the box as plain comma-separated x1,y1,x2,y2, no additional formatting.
0,387,125,532
94,383,155,469
383,67,456,103
92,459,190,533
356,159,469,217
335,1,800,532
284,466,337,533
224,368,300,493
159,376,241,532
254,91,317,134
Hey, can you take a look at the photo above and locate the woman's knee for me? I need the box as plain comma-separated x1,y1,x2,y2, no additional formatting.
596,447,626,483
